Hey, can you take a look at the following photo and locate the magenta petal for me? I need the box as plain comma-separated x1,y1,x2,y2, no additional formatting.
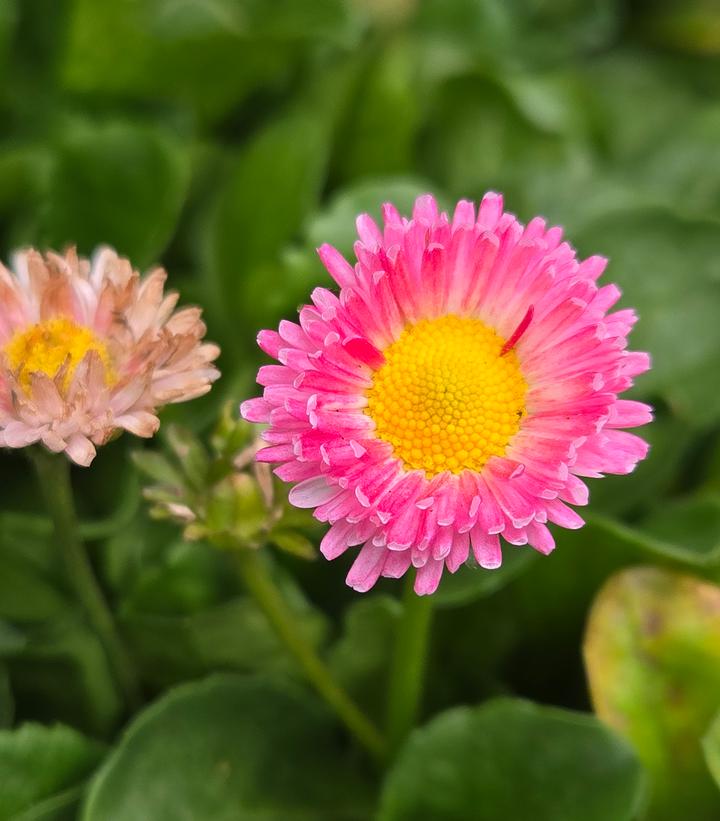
242,192,651,595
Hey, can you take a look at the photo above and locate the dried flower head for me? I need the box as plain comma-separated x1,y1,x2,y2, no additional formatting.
0,247,220,465
242,194,652,595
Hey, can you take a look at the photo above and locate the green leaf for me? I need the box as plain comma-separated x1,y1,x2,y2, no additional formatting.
0,618,27,656
0,0,16,67
420,73,583,207
0,665,14,730
334,37,423,182
204,474,267,543
209,152,310,332
120,539,229,616
0,517,77,691
477,515,720,708
82,674,372,821
62,0,310,121
518,54,711,234
504,507,720,648
131,450,183,488
163,425,210,491
204,63,355,342
0,723,105,820
0,553,69,624
379,698,645,821
636,104,720,220
121,547,328,687
221,0,360,43
574,209,720,424
434,549,537,608
581,51,702,162
584,566,720,820
413,0,619,68
36,118,190,267
10,615,123,736
703,710,720,790
267,528,317,560
0,511,62,578
585,511,720,571
412,0,515,68
124,593,327,689
0,146,49,234
638,495,720,566
100,514,181,601
509,0,621,65
329,595,401,723
634,0,720,55
306,176,446,259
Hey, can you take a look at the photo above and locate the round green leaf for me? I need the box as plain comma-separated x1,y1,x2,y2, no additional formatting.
0,723,105,819
584,567,720,820
82,674,371,821
379,697,645,821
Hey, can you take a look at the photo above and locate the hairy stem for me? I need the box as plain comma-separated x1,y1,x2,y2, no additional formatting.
235,548,386,762
29,447,141,711
386,573,434,756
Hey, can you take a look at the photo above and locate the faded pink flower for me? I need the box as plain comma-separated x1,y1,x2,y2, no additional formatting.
0,247,220,465
242,194,651,595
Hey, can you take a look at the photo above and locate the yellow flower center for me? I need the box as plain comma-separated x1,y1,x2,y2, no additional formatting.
4,317,114,393
365,315,527,476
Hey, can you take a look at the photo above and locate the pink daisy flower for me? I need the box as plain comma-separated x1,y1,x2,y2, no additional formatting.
241,194,651,595
0,247,220,466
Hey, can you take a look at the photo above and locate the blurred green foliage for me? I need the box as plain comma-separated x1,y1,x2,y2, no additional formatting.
1,0,720,818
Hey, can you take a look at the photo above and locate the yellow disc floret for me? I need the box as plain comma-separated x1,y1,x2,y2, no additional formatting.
4,316,114,393
365,315,527,476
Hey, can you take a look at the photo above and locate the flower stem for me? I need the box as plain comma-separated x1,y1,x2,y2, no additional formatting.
234,548,386,763
29,447,141,711
386,573,434,756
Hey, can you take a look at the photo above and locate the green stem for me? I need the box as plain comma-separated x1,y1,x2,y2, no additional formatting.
386,572,434,756
234,548,386,763
29,447,141,711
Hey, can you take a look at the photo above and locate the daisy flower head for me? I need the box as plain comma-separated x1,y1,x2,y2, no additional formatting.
241,194,651,595
0,247,220,466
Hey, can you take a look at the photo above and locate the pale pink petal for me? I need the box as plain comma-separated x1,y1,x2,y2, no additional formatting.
0,246,218,465
65,433,96,466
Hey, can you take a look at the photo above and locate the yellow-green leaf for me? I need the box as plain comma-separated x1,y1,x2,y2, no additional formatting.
584,566,720,820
